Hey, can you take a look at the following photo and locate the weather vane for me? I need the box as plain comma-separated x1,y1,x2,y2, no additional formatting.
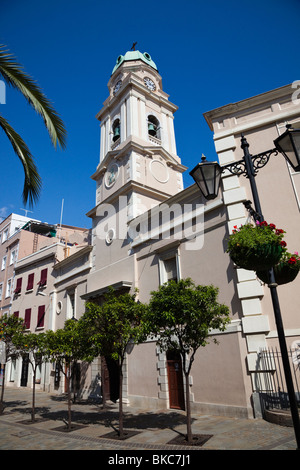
131,42,137,51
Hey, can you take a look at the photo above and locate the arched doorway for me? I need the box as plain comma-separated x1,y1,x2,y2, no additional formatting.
166,351,185,410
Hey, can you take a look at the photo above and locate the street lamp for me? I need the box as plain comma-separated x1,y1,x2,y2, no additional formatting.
189,155,222,200
190,128,300,449
274,125,300,172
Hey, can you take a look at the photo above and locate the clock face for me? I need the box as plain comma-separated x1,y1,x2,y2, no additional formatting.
113,80,122,95
144,77,156,91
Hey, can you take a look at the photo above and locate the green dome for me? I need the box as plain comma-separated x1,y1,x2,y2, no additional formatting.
112,50,157,75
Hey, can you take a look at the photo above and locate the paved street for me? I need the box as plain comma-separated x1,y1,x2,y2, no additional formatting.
0,387,297,452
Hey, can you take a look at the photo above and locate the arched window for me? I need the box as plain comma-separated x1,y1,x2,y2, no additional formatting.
112,119,120,142
147,115,160,140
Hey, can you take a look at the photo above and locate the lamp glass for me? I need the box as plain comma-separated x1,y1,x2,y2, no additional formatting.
275,128,300,172
190,161,221,200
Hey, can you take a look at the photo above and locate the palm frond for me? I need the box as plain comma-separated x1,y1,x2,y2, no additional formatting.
0,113,42,206
0,44,67,150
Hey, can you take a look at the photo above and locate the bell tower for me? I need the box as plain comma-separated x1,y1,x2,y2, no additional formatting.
91,49,187,219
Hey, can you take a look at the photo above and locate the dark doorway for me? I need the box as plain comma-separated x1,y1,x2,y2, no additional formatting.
101,356,119,402
20,354,29,387
167,350,185,410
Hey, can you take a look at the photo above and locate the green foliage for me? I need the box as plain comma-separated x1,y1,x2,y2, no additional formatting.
0,313,25,357
0,44,67,206
0,314,26,413
45,319,90,366
81,287,147,364
226,221,286,255
146,278,230,444
80,287,147,438
13,331,48,360
146,278,230,364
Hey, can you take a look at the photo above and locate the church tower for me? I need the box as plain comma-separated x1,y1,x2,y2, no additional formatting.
86,49,187,296
91,49,186,220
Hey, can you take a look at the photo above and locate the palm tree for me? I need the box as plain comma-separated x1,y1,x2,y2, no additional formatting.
0,44,67,206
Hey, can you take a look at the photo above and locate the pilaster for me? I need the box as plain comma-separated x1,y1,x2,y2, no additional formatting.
215,134,270,389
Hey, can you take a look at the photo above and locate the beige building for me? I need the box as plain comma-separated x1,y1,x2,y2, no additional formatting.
83,51,300,417
4,50,300,420
0,214,56,317
2,222,89,388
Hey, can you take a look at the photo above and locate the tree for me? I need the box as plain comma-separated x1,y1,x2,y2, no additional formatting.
0,313,25,414
81,288,147,439
12,332,49,422
146,278,230,445
0,44,67,206
45,319,91,431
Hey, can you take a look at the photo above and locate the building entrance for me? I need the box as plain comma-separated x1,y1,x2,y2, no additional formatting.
101,356,119,403
166,351,185,410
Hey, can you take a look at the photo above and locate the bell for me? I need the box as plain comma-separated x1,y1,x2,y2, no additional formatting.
148,123,156,136
113,126,120,142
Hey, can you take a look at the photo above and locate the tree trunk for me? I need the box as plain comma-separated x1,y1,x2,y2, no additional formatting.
101,357,107,409
0,363,6,414
67,366,72,431
118,362,124,438
184,371,193,444
31,367,36,422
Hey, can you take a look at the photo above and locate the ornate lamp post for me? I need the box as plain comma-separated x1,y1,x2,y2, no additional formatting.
190,128,300,449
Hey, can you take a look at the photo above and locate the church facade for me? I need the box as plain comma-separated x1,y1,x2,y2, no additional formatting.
7,50,300,419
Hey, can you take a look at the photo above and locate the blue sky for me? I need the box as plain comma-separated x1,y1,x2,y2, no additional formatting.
0,0,299,228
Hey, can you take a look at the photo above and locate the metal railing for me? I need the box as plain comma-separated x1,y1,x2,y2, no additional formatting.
255,347,300,413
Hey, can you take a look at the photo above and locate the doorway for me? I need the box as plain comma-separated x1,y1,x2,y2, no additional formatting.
166,351,185,410
101,356,119,402
20,354,29,387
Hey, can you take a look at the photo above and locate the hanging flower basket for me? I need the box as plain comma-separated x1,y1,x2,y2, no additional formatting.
227,221,286,272
256,252,300,285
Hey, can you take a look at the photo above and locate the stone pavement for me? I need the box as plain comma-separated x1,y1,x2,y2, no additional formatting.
0,387,297,452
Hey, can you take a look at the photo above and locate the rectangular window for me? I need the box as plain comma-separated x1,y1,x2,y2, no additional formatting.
164,258,178,282
26,273,34,291
2,228,9,243
10,248,17,265
13,311,19,318
159,251,180,285
1,256,7,270
5,279,12,298
14,277,22,294
9,358,16,382
37,305,45,328
38,268,48,287
67,291,75,320
24,308,31,329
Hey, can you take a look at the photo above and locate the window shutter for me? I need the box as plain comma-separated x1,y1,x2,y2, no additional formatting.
24,308,31,329
38,269,48,286
27,273,34,290
37,305,45,328
13,311,19,318
14,277,22,294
